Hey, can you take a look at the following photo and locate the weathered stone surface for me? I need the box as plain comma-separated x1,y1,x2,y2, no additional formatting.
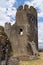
30,6,38,49
4,5,38,61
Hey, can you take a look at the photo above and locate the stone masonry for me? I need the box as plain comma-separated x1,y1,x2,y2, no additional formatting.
4,5,38,61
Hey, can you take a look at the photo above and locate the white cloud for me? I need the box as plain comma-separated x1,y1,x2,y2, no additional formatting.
24,0,43,17
38,22,43,42
6,7,16,16
38,12,43,17
0,0,16,26
0,0,16,8
38,21,43,49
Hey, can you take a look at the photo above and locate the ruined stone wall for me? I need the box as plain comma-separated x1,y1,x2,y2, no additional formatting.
4,5,38,57
30,6,38,49
4,22,11,39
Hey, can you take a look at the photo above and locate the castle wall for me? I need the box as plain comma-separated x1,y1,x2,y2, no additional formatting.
4,22,11,39
4,5,38,57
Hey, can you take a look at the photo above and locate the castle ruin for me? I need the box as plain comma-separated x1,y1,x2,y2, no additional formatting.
4,5,38,61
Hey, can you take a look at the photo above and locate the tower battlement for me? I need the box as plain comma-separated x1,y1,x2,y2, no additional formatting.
5,22,11,29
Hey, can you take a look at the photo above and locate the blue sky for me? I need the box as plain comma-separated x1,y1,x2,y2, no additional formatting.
0,0,43,48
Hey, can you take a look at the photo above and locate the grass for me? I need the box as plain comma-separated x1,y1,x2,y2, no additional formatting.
19,52,43,65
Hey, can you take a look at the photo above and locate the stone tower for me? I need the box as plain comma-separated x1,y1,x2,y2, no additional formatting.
4,5,38,60
4,22,11,38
